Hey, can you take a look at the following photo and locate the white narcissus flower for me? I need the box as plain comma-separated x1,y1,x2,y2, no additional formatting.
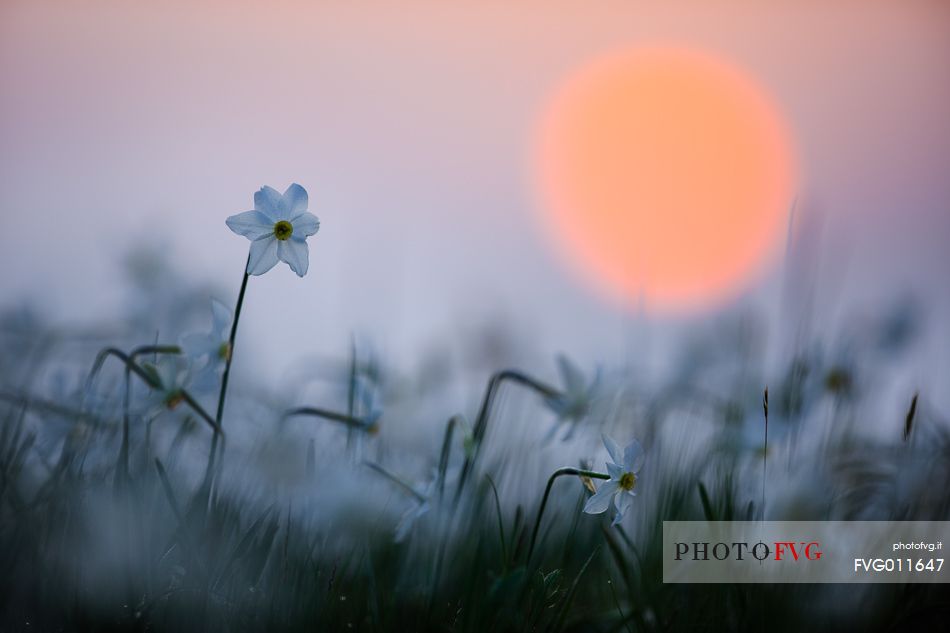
181,299,232,368
583,435,645,526
543,355,599,440
142,356,190,413
226,183,320,277
395,497,430,544
394,470,439,543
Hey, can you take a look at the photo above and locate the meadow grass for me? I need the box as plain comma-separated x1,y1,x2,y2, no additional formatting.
1,253,948,632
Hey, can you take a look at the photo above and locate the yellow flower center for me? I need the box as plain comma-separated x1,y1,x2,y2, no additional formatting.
619,471,637,491
273,220,294,241
165,391,184,410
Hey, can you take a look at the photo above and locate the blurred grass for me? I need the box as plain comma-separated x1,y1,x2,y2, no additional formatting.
1,256,949,632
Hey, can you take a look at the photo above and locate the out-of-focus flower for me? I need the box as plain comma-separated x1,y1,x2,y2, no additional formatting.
360,408,383,436
186,360,224,396
544,355,599,440
583,435,644,526
823,365,854,398
394,471,438,543
181,299,232,369
349,357,384,436
226,183,320,277
395,498,430,543
142,356,189,412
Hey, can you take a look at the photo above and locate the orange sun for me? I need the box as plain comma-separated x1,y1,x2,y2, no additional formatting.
534,47,796,312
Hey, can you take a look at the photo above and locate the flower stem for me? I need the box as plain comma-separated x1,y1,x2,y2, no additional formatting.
206,258,250,475
118,345,181,484
216,261,250,428
363,461,427,503
86,347,218,432
283,406,378,433
437,414,465,500
527,467,609,564
454,369,561,504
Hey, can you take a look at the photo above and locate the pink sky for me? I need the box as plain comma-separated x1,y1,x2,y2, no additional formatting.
1,0,948,398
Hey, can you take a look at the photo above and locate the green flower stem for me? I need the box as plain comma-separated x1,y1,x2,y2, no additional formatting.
215,262,250,429
129,345,182,362
437,414,465,499
283,406,378,433
363,461,426,503
119,345,181,482
527,467,609,564
471,370,561,446
206,259,250,474
86,347,219,433
454,369,562,503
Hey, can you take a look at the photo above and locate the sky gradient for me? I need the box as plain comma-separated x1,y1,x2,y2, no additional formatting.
2,0,948,400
